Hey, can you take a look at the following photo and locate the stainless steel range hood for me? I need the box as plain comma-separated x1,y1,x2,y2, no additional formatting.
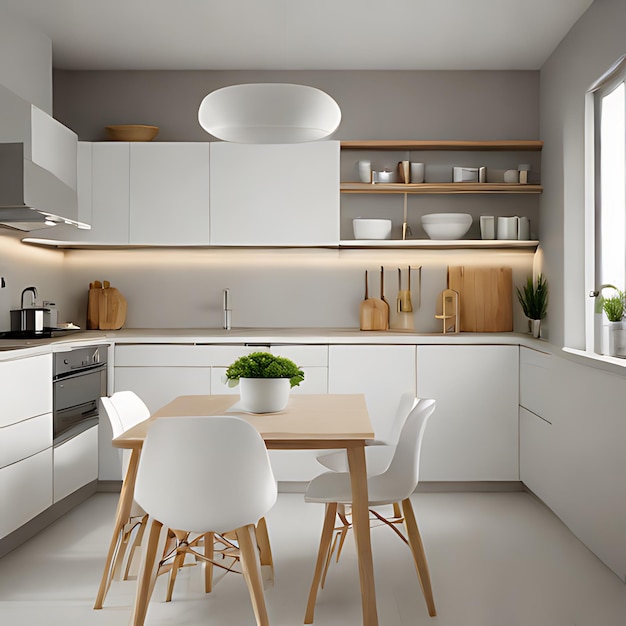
0,143,82,231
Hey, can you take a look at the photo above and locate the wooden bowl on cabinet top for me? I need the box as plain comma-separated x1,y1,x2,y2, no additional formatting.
105,125,159,141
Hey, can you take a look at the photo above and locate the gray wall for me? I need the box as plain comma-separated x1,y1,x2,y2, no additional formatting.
53,70,539,142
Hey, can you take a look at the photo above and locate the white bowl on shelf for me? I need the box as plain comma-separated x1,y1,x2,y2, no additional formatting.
353,218,392,240
421,213,472,240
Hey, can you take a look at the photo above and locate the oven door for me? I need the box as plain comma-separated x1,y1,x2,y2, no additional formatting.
53,366,105,445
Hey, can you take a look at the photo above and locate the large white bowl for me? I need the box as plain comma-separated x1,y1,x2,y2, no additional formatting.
421,213,472,240
353,218,392,240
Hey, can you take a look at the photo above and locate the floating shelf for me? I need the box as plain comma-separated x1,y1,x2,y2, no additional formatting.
339,239,539,250
340,140,544,151
341,182,543,194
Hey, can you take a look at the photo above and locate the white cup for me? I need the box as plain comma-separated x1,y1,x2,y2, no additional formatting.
480,215,495,240
518,216,530,240
497,216,526,240
357,160,372,183
410,162,425,183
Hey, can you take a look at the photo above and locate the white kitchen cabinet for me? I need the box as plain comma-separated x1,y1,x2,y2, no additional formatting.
328,345,417,441
53,426,99,503
416,345,519,481
0,353,53,540
519,347,626,581
209,141,340,246
0,448,53,538
129,143,210,244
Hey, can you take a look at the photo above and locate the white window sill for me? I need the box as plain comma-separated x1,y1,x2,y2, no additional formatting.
562,347,626,372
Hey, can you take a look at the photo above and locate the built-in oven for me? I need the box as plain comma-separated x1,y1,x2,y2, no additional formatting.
53,345,108,446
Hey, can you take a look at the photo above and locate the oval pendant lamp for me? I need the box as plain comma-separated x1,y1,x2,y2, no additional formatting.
198,83,341,143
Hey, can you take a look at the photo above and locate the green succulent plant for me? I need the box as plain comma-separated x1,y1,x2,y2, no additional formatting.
225,352,305,388
516,274,548,320
601,289,625,322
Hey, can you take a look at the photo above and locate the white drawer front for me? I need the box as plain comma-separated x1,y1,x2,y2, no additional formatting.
0,354,52,427
0,413,52,469
0,447,53,538
53,426,99,503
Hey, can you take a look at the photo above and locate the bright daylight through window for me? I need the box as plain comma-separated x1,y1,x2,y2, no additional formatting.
587,56,626,357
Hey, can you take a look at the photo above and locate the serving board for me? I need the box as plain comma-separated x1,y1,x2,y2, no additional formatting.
447,266,513,332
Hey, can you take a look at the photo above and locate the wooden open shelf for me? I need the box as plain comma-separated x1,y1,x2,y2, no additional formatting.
341,182,543,194
340,140,544,151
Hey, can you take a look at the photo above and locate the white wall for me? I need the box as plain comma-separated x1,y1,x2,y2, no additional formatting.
0,7,52,112
540,0,626,349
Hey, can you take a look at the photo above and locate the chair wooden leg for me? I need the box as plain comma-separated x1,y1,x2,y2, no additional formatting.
204,531,215,593
165,548,185,602
124,514,149,580
255,517,275,588
392,502,402,519
304,501,338,624
130,518,167,626
236,523,270,626
401,498,436,617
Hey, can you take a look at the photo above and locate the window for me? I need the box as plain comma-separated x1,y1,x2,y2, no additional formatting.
585,56,626,354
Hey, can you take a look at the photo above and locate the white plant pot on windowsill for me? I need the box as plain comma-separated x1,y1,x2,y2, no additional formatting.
239,378,291,413
602,321,626,357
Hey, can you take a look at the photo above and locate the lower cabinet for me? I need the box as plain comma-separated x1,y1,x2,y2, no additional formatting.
0,448,53,539
416,344,520,481
53,426,99,503
519,346,626,581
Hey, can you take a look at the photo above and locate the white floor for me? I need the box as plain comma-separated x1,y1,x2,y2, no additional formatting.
0,491,625,626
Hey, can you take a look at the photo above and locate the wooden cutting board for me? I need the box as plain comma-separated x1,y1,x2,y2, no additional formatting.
87,286,127,330
447,266,513,332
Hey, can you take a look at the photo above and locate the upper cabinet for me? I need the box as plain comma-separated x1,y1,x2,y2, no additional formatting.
209,141,340,246
72,142,210,245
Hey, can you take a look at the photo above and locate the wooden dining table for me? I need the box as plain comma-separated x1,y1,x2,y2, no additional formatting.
100,393,379,626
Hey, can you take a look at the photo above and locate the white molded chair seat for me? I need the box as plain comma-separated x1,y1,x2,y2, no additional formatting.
304,398,437,623
315,392,418,476
132,415,277,626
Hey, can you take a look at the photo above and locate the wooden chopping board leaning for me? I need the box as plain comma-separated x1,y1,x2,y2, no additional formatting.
447,266,513,332
87,280,127,330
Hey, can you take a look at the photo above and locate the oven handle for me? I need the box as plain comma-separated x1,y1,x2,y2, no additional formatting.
54,362,107,381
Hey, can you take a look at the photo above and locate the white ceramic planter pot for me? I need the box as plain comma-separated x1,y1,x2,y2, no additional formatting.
239,378,291,413
527,318,541,338
603,321,626,357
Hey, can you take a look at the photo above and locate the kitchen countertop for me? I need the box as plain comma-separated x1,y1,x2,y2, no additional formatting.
0,327,552,361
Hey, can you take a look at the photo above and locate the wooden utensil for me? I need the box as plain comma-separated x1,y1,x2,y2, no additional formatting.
380,266,390,327
397,266,413,313
448,266,513,332
359,270,389,331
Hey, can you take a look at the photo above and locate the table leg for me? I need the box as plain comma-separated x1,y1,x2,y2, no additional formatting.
346,445,378,626
93,448,141,609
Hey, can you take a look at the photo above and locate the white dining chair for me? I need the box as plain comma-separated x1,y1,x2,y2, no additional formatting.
96,391,151,603
132,415,278,626
304,398,437,624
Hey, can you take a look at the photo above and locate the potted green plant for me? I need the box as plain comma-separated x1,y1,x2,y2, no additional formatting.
598,287,625,356
225,351,305,413
516,274,548,338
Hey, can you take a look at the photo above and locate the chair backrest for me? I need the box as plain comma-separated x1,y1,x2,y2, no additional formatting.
134,415,278,534
369,398,436,502
103,390,151,434
386,392,420,445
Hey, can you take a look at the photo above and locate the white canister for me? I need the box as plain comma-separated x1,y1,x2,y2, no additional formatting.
357,160,372,183
480,216,495,240
410,162,425,183
497,216,519,240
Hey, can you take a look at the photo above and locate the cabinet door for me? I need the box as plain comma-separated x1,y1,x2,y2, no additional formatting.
416,345,519,481
80,142,130,243
129,143,210,244
0,448,53,538
328,345,417,442
53,426,98,503
0,354,52,427
210,141,340,245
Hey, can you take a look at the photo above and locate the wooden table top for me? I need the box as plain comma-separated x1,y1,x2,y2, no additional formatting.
112,394,375,451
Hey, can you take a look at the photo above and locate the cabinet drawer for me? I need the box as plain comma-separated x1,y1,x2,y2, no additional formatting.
53,426,98,503
0,355,52,427
0,447,53,538
0,413,52,469
519,346,554,418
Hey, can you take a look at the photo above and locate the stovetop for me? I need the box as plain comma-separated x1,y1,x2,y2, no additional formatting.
0,329,82,340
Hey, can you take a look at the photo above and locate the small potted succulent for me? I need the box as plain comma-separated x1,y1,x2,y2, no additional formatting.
597,286,625,356
516,274,548,338
225,351,304,413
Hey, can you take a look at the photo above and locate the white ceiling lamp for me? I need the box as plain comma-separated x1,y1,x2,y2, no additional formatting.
198,83,341,143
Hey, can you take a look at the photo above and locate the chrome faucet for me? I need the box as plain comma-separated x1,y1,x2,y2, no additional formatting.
223,288,232,330
20,286,38,308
